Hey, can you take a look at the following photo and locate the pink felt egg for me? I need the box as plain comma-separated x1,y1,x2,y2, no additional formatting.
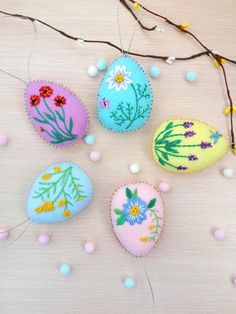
110,182,164,257
25,81,89,148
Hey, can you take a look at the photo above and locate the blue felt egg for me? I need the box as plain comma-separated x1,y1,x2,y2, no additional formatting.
27,162,93,224
97,55,153,132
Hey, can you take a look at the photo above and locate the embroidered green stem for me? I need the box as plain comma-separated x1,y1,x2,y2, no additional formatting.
155,123,183,141
155,147,189,159
125,83,139,129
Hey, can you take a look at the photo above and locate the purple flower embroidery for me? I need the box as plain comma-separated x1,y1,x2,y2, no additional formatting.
184,131,196,138
200,141,212,149
183,121,194,128
188,155,198,161
177,166,188,170
100,98,110,109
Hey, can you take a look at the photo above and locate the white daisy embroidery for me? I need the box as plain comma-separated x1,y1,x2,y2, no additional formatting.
106,65,132,92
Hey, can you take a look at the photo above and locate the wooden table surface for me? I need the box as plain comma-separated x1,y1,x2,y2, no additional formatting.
0,1,235,313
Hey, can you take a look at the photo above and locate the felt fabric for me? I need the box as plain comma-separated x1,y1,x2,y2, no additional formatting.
97,55,153,132
152,119,229,173
110,183,164,257
27,162,93,224
25,81,89,148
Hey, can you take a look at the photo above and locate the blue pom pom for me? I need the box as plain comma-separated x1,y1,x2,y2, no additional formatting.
97,59,107,71
59,264,71,276
149,66,160,78
124,277,135,289
185,71,198,82
84,134,95,145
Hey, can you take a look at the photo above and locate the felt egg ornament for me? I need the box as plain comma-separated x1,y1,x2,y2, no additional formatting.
27,162,93,224
152,119,229,173
97,56,153,132
25,81,89,148
110,182,164,257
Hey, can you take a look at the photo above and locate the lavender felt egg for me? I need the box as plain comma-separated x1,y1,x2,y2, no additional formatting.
27,162,93,224
152,118,229,173
97,56,153,132
110,182,164,257
25,81,89,148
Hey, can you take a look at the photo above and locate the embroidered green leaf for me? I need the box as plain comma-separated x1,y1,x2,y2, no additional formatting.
164,121,173,131
158,157,166,166
169,139,182,147
55,110,64,122
133,188,138,199
165,143,179,153
126,187,133,199
114,208,124,216
33,117,48,124
44,112,55,122
161,151,169,161
116,215,126,225
163,130,174,138
69,117,73,133
148,198,156,208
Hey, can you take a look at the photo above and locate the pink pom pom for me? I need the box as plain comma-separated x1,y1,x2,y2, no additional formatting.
90,151,101,162
38,233,50,245
213,228,224,241
159,182,170,193
84,241,96,253
0,135,9,146
0,229,9,240
232,277,236,286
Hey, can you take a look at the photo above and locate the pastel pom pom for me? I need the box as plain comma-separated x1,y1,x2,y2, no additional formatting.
84,134,95,145
25,81,89,148
185,71,198,82
88,66,98,77
97,55,153,132
152,119,229,173
110,182,164,257
90,151,100,162
124,277,136,289
223,167,234,178
84,241,96,253
0,229,9,240
59,264,71,276
129,163,140,174
27,162,93,224
158,182,170,193
0,135,9,146
38,233,50,244
149,66,160,78
214,228,225,240
97,59,107,71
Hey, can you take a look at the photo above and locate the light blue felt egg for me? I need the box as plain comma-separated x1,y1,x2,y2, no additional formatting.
27,162,93,224
97,55,153,132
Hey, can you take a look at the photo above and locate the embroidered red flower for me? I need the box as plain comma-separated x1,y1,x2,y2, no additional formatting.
40,127,45,132
30,95,40,107
39,86,53,98
54,95,66,107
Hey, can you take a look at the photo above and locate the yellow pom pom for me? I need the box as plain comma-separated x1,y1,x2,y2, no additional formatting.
63,209,71,217
58,199,67,208
54,166,61,173
133,2,142,10
181,22,189,30
224,105,236,115
42,173,52,181
214,58,227,68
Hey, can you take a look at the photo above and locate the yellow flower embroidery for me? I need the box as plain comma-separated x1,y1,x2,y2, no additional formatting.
35,201,55,213
42,173,52,181
78,195,84,201
63,209,71,217
54,166,61,173
58,199,67,208
148,224,154,230
139,237,149,243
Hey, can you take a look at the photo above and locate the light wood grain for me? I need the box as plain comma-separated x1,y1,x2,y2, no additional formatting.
0,1,236,313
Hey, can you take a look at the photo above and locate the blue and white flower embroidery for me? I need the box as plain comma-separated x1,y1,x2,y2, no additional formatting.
210,131,222,144
106,65,132,92
122,197,148,225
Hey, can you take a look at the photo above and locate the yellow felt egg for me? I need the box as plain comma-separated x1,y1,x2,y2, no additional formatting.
152,119,229,173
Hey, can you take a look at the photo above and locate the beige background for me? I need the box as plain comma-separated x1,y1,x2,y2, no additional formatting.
0,0,236,313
